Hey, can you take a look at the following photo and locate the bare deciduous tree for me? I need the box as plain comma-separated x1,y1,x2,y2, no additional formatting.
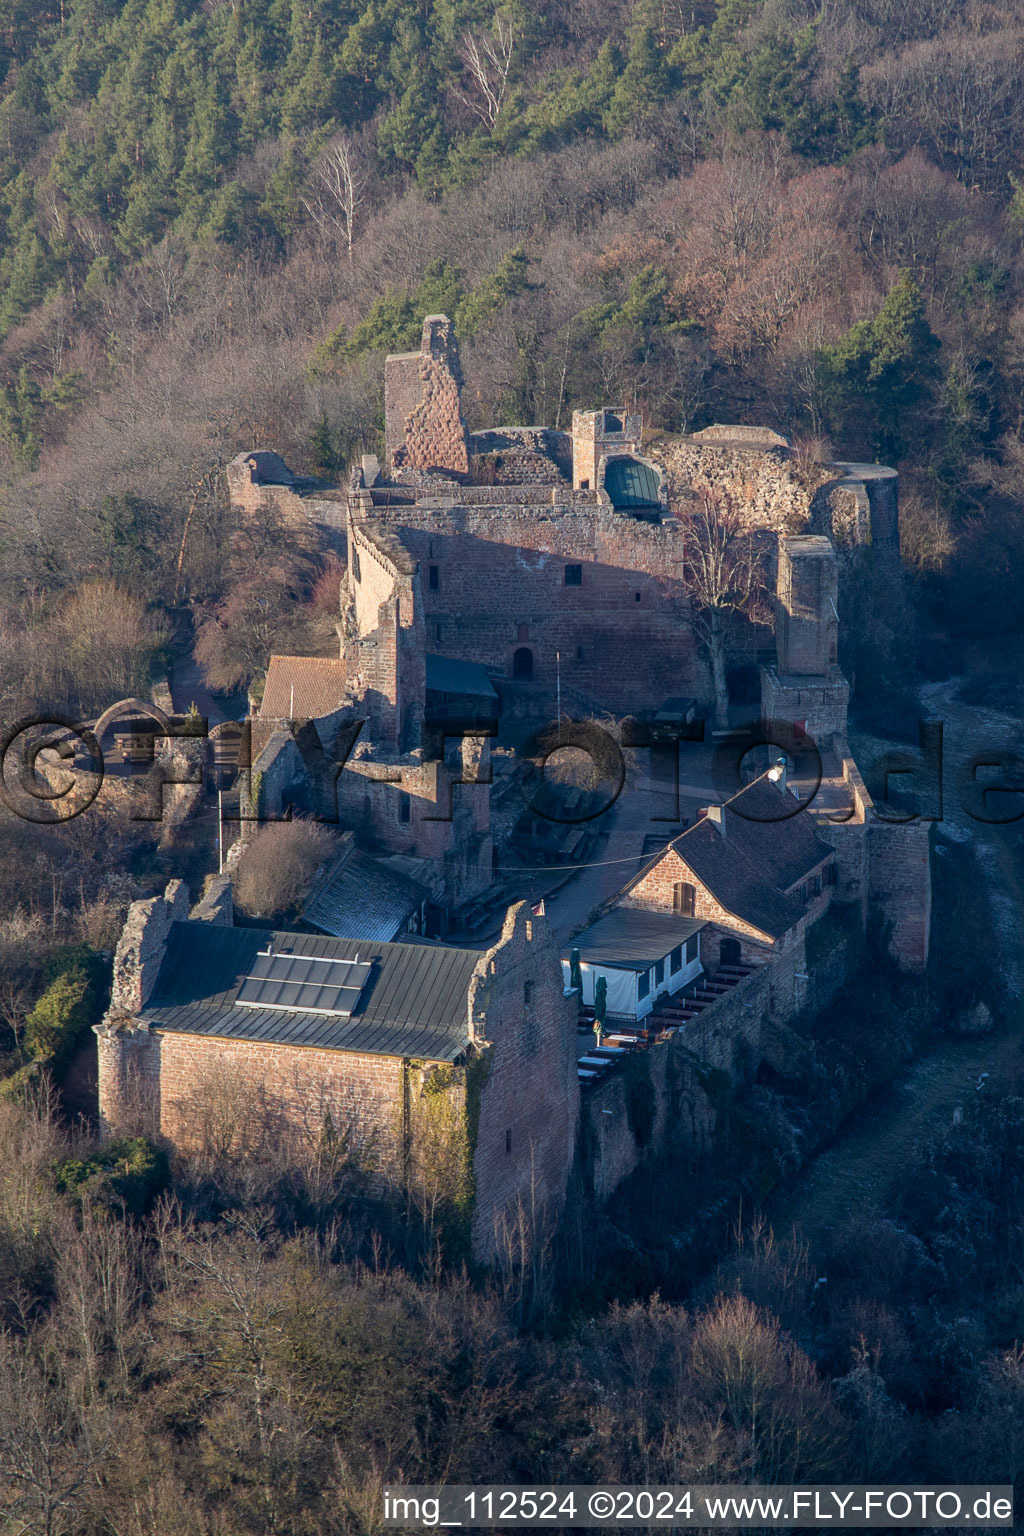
677,489,772,730
455,16,516,128
0,1333,110,1536
302,133,369,264
232,820,339,921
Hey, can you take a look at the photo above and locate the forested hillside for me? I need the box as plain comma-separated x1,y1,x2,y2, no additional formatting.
2,8,1024,1526
0,0,1022,699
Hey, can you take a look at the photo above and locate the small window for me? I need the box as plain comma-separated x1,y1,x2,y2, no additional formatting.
577,645,585,661
428,564,439,591
517,622,529,641
673,881,696,917
399,792,411,824
352,550,361,583
655,958,665,985
813,872,822,896
523,980,532,1006
505,1127,512,1154
580,478,590,490
638,970,650,1000
635,591,642,602
827,860,838,886
685,934,698,963
670,945,682,975
564,564,582,586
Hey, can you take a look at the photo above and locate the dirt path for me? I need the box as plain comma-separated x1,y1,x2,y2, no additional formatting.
168,653,245,727
768,1027,1024,1251
766,677,1024,1254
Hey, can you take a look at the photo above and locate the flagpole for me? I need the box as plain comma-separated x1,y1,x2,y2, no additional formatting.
556,651,561,735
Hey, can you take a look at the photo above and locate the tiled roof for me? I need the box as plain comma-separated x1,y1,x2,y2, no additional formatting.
142,923,482,1061
563,909,704,970
303,840,428,942
626,772,834,940
261,655,347,720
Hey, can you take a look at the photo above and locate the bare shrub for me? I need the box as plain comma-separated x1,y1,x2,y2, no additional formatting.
898,486,955,573
53,581,169,716
689,1293,844,1480
169,1052,280,1166
790,432,834,480
232,820,339,921
0,910,48,1049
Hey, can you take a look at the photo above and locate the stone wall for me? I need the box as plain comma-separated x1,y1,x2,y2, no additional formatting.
225,452,348,551
470,904,579,1260
690,425,790,448
578,892,859,1203
761,668,850,754
776,535,838,676
336,739,492,904
469,428,571,485
813,465,900,555
345,519,423,751
364,498,700,713
109,881,190,1018
661,438,820,533
190,874,233,925
581,965,771,1199
386,316,470,475
143,1030,404,1174
867,819,932,973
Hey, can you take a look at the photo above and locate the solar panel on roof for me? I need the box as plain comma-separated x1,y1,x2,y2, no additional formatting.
233,951,372,1017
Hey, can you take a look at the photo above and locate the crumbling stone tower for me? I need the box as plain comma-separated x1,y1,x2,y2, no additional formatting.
571,407,643,491
384,315,470,475
776,535,838,676
761,534,850,754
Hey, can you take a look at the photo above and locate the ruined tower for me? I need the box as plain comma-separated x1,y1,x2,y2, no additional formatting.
761,534,849,753
571,407,643,491
384,315,470,476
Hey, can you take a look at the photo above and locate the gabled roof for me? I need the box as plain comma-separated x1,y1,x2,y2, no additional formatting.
261,655,347,720
141,923,482,1061
626,772,834,940
563,909,704,971
303,837,428,942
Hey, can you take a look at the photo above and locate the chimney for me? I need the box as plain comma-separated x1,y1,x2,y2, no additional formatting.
707,804,726,837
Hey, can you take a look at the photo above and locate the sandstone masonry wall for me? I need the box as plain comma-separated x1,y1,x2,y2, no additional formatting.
867,819,932,973
470,904,579,1261
365,500,699,713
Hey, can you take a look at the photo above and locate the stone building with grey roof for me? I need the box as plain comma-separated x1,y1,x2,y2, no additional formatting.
97,882,578,1263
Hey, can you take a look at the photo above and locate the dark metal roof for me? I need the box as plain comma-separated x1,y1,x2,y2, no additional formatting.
303,844,427,942
604,457,661,509
425,653,497,699
563,909,704,971
141,923,482,1061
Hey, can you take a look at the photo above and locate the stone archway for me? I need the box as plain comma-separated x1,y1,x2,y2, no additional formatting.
93,697,172,746
512,647,534,681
